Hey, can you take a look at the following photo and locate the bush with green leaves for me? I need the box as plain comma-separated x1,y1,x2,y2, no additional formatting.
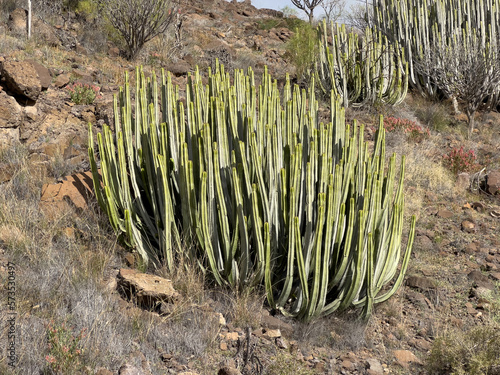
88,64,415,321
285,23,319,84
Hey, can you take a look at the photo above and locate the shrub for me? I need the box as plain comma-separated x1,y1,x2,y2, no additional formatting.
415,103,452,132
45,321,86,374
443,146,480,175
67,82,101,105
285,23,319,84
94,0,177,60
426,325,500,375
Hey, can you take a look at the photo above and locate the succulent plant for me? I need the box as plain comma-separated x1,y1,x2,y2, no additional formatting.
88,64,415,320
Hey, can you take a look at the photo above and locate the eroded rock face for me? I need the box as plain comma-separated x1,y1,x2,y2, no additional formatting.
39,171,96,217
2,60,42,101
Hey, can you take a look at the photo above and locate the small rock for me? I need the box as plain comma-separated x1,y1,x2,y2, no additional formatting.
276,337,288,349
54,73,72,88
219,341,228,351
263,329,281,339
465,242,479,254
468,270,495,290
366,358,384,375
218,366,242,375
466,302,478,315
437,209,454,218
393,350,421,369
260,312,294,337
225,332,239,341
96,369,114,375
341,359,354,370
117,268,179,310
118,364,145,375
218,313,226,326
461,220,476,233
490,272,500,281
406,275,437,290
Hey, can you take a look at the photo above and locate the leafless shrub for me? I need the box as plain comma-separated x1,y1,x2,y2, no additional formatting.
94,0,177,60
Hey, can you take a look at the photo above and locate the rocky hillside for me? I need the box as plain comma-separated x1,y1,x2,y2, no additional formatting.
0,1,500,375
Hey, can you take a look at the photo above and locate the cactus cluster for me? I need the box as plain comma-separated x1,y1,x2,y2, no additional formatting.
373,0,500,103
88,65,415,321
316,21,408,108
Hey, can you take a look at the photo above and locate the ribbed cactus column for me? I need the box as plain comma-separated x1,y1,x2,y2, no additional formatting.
373,0,500,105
316,21,408,108
89,64,415,321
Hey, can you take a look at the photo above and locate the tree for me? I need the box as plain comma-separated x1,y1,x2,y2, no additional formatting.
291,0,322,24
414,28,500,137
320,0,346,24
95,0,177,60
345,1,373,31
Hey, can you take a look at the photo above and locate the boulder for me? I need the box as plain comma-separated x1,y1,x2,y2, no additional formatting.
117,268,179,310
25,60,52,90
2,60,42,101
0,90,23,128
486,170,500,195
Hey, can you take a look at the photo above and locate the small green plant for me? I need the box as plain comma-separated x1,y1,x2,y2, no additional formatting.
426,325,500,375
383,116,430,142
443,146,480,175
285,23,319,83
45,321,86,374
67,82,101,105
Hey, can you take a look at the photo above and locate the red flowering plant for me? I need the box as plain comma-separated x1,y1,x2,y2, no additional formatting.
383,116,430,142
443,146,481,175
67,82,101,105
45,321,86,374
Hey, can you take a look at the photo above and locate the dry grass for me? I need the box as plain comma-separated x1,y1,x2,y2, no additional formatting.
0,145,222,374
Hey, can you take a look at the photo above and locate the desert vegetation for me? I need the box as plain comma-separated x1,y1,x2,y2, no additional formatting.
0,0,499,374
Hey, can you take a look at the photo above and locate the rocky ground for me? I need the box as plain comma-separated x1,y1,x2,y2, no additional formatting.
0,1,499,374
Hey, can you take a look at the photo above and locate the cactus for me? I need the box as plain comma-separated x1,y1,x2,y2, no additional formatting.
88,64,415,321
373,0,500,105
316,21,408,108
